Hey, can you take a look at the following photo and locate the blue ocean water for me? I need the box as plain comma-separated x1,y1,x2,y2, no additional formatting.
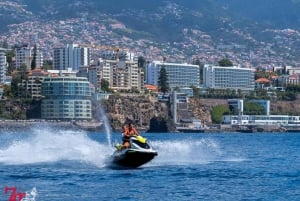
0,125,299,201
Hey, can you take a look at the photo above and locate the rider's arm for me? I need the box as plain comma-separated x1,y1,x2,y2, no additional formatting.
123,128,130,137
133,127,139,135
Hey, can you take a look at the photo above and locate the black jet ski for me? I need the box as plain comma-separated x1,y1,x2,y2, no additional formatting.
111,135,158,168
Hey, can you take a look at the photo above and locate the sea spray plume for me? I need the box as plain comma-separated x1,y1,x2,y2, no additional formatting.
92,96,112,147
0,127,111,167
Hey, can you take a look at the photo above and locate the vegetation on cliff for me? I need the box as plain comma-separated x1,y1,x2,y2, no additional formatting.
211,105,229,124
158,65,169,94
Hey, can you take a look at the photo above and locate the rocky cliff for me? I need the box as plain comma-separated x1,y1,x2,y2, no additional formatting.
101,95,229,131
101,94,173,132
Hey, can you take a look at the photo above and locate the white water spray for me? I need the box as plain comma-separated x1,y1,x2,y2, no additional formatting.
0,128,111,167
148,138,246,166
93,97,112,147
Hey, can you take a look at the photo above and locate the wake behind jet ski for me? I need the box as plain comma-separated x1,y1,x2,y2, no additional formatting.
110,123,157,168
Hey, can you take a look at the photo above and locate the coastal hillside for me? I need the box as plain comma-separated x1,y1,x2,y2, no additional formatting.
3,0,300,65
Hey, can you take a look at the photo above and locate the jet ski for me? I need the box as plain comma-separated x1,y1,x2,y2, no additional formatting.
111,135,158,168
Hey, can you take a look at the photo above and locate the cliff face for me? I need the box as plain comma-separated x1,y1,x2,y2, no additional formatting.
101,95,228,131
188,98,227,126
271,98,300,115
101,94,171,131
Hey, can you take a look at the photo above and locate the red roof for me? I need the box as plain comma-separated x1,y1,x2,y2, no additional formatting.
144,84,158,91
255,78,270,83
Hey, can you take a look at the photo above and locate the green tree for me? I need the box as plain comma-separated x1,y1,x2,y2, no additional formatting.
255,88,268,99
42,60,53,70
158,65,169,93
279,91,297,101
137,56,146,68
191,85,200,97
286,84,300,92
10,72,22,97
218,58,233,67
100,78,110,92
244,102,265,115
3,85,12,97
5,50,15,74
31,44,37,70
211,105,229,124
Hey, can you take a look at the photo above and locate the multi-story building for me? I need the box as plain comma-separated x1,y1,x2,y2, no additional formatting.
203,64,255,91
53,44,90,71
15,45,43,70
41,76,92,120
78,59,143,92
77,65,98,89
15,45,31,69
146,61,200,88
0,48,7,84
35,49,43,69
21,68,49,99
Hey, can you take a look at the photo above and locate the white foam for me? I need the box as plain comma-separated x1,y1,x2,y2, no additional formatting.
0,127,246,168
147,138,245,166
0,128,112,167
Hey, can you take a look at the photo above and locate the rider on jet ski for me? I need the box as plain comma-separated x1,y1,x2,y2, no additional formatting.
121,123,139,149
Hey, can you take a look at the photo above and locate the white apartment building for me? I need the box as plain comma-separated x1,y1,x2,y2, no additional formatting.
146,61,200,88
15,46,31,69
15,45,43,70
35,50,43,69
53,44,90,71
0,48,7,84
203,64,255,91
77,59,143,92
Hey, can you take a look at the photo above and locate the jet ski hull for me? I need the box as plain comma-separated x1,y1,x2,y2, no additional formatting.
112,149,157,168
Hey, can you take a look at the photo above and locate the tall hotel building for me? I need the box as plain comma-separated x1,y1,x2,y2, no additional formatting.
203,64,255,91
146,61,200,88
15,45,43,70
0,48,7,84
53,44,90,71
41,76,92,120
